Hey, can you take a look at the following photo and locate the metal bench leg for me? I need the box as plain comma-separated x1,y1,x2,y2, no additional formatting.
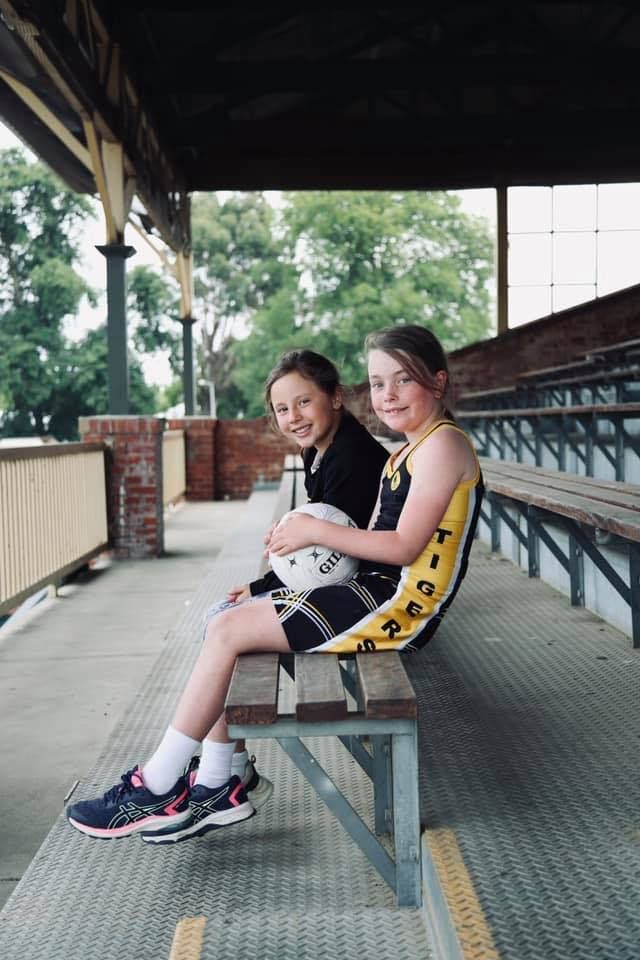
372,734,392,836
392,727,422,907
277,736,397,895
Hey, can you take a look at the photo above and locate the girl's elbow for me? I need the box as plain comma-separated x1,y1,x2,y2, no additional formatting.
395,547,422,566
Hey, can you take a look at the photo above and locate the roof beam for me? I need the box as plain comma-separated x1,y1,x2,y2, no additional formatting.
0,0,190,253
0,66,92,168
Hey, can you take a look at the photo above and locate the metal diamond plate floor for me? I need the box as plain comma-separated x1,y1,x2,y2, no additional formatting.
2,496,638,960
0,494,430,960
408,544,640,960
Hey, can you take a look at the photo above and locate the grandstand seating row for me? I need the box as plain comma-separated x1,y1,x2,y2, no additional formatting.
457,336,640,410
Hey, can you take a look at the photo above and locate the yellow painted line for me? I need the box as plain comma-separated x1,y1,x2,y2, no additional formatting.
168,917,206,960
426,828,501,960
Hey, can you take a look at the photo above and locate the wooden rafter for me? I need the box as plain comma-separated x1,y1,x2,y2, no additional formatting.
0,0,190,253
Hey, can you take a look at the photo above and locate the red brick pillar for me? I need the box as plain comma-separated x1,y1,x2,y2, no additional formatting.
78,415,165,558
167,417,217,500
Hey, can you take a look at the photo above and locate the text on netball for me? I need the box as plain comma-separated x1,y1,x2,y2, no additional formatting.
319,551,345,574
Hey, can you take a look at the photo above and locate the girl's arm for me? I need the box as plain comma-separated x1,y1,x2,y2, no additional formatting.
270,427,474,566
311,431,388,529
367,477,383,530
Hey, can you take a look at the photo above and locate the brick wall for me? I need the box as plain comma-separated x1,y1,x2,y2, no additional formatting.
167,416,217,500
78,415,165,559
215,417,297,500
343,385,395,440
446,282,640,403
344,284,640,418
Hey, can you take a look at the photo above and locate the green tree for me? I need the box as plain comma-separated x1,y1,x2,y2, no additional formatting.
282,190,493,383
127,263,183,400
231,191,493,414
191,192,292,417
0,148,95,437
230,283,301,417
46,326,157,439
116,190,494,419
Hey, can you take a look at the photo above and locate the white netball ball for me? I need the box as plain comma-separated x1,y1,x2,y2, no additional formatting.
269,502,359,591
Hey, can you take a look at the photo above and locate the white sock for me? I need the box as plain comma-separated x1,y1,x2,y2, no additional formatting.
142,726,199,795
230,749,250,777
195,739,237,788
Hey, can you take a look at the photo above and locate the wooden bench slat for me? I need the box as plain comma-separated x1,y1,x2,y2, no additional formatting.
295,654,348,721
461,402,640,418
584,336,640,361
480,459,640,513
529,364,640,391
480,458,640,496
357,652,417,720
225,652,280,725
516,358,602,383
483,473,640,542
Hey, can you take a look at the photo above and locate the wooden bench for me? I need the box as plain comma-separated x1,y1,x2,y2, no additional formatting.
457,350,640,411
583,335,640,365
223,458,422,907
458,402,640,480
456,383,521,411
517,361,640,407
479,457,640,647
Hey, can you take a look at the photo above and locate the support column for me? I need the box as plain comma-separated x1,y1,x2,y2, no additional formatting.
79,415,165,558
96,243,136,414
496,185,509,335
175,251,197,417
181,317,196,415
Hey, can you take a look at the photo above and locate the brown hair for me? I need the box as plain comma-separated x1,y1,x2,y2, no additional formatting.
264,349,342,425
365,323,452,414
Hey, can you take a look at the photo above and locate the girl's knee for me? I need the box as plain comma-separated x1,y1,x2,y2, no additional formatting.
203,606,246,650
203,607,233,646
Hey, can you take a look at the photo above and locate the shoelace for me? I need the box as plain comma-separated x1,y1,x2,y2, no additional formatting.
102,767,139,803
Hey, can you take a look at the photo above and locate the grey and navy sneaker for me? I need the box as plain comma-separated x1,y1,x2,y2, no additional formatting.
66,766,190,839
141,774,254,844
181,753,273,810
242,756,274,810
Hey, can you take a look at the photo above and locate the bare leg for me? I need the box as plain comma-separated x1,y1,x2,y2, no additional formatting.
172,597,290,743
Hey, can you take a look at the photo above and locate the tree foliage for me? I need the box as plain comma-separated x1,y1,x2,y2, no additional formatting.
0,149,96,437
46,327,157,439
127,264,181,376
0,153,494,431
0,149,156,439
190,192,293,416
231,191,493,415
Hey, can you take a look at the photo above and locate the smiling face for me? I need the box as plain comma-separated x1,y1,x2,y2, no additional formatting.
368,348,446,442
270,371,342,452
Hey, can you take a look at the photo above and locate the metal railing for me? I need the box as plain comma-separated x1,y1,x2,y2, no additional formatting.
162,429,186,506
0,443,108,615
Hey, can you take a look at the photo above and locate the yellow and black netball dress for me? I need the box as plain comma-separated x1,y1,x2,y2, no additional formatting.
271,421,484,653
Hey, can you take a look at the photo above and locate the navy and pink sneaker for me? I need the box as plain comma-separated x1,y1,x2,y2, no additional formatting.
66,766,190,839
141,774,254,844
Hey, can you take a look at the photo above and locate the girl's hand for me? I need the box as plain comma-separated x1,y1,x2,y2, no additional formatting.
227,584,251,603
269,512,319,556
262,522,278,551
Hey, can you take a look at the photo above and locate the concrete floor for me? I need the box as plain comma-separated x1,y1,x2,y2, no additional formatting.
0,499,247,909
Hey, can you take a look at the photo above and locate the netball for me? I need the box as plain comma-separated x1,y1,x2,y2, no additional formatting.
269,502,359,591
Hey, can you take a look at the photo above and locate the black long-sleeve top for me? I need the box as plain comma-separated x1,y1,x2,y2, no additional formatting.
249,411,389,595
